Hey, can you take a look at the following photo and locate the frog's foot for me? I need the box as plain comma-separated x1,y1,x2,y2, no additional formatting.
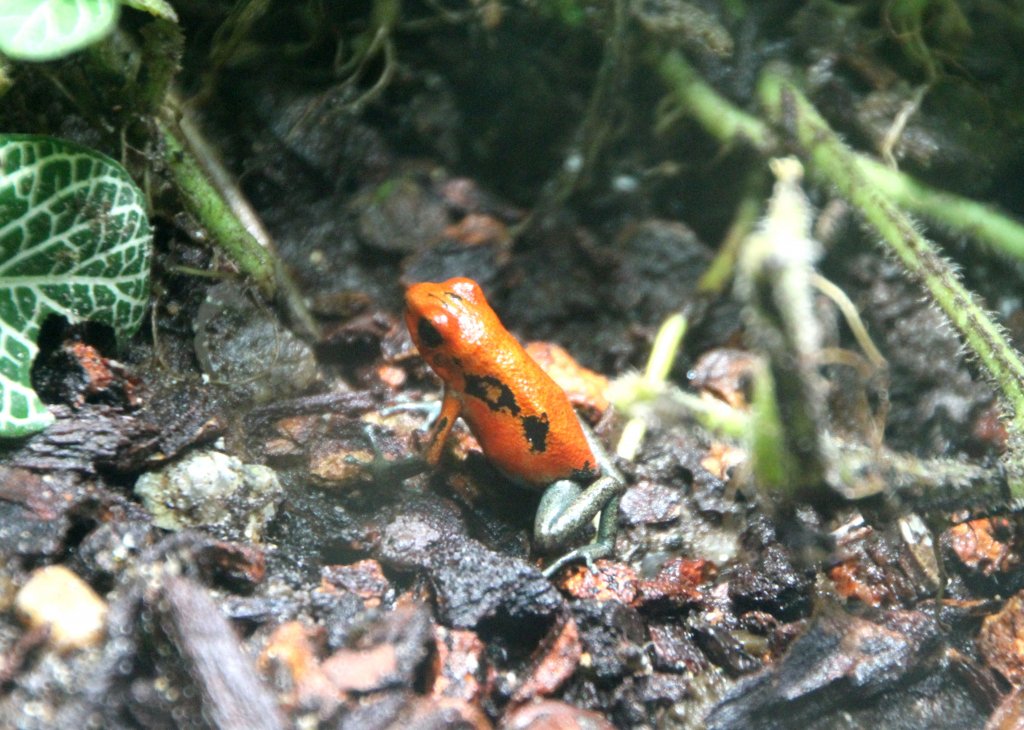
380,399,444,433
541,539,614,578
353,423,427,484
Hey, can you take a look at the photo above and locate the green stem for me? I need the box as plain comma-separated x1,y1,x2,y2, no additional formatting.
758,65,1024,495
615,312,687,461
655,50,774,153
696,167,765,297
859,158,1024,260
656,51,1024,265
157,114,277,298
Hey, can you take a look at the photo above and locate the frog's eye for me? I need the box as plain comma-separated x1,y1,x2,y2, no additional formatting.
417,317,444,349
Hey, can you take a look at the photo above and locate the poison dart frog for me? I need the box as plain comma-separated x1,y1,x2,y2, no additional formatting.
404,277,625,576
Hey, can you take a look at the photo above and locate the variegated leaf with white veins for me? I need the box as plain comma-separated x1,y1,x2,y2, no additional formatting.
0,135,151,436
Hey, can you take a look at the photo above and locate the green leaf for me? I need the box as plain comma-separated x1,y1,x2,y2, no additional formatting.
0,0,120,62
122,0,177,22
0,134,152,437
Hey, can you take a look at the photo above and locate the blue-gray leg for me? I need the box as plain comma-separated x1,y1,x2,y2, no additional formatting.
536,418,625,576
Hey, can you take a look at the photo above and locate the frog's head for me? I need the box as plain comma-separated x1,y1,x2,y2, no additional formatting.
404,277,491,384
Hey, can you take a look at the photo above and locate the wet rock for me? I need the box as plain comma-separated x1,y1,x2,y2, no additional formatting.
571,600,647,682
703,611,992,730
401,237,508,295
376,494,563,629
15,565,107,652
71,519,160,590
689,619,762,677
612,220,711,327
619,482,682,526
194,281,318,404
636,672,692,706
311,589,370,652
354,175,449,254
0,468,82,562
134,449,283,542
648,622,708,673
727,544,811,621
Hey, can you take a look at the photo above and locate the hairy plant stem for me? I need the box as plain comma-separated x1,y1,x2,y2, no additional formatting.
157,108,320,340
656,51,1024,262
757,65,1024,496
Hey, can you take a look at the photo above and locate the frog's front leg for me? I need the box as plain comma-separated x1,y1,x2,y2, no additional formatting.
535,422,625,576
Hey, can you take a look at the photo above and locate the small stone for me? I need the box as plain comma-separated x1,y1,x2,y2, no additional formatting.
135,449,283,542
15,565,107,652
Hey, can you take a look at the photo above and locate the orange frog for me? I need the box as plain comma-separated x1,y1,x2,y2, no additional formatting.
403,277,625,575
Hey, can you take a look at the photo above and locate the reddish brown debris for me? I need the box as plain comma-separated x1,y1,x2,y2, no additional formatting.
259,621,338,710
321,560,392,608
444,213,511,247
511,614,582,703
987,686,1024,730
322,643,401,693
945,518,1022,577
978,591,1024,686
700,442,746,480
524,341,610,416
829,559,887,607
971,403,1008,452
556,561,640,605
69,342,115,398
636,558,714,608
194,540,267,590
274,415,321,444
308,440,376,487
377,363,408,389
500,699,616,730
429,626,488,703
688,348,758,410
